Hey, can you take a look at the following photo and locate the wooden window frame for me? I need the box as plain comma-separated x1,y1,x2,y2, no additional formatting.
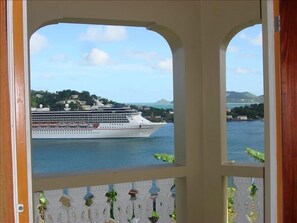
0,1,15,221
1,0,32,222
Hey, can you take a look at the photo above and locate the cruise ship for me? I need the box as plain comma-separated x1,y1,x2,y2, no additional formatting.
31,106,166,139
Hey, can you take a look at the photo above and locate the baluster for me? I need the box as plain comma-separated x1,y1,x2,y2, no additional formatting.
127,183,138,222
106,184,119,222
147,180,160,223
169,183,176,221
113,182,132,223
69,187,86,222
135,181,153,223
56,188,78,223
155,179,174,223
233,177,253,223
92,185,110,223
81,186,100,223
44,189,65,223
35,192,54,223
253,178,264,223
139,197,154,223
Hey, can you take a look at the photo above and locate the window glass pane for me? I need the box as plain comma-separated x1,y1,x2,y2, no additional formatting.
30,24,174,177
226,24,264,163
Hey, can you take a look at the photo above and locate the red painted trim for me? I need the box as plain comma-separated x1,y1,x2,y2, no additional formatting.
280,1,297,222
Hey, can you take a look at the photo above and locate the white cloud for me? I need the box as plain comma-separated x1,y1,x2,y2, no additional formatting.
158,58,172,72
39,72,55,80
80,25,127,42
239,32,262,46
227,45,239,53
239,33,246,39
229,67,262,76
251,33,262,46
239,53,257,59
107,63,153,73
51,54,66,62
125,50,172,73
30,32,49,54
125,50,157,60
233,67,249,74
83,48,110,66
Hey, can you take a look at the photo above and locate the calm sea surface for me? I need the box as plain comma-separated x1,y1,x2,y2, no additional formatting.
129,103,174,110
129,102,257,110
32,121,264,177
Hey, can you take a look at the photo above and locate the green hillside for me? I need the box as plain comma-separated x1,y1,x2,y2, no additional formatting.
31,89,123,111
226,91,263,103
31,89,174,122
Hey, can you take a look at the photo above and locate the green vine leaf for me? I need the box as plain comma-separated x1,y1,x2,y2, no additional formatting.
245,148,265,163
154,153,175,163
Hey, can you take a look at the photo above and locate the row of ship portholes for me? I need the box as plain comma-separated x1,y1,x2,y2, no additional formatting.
32,122,127,127
34,127,127,133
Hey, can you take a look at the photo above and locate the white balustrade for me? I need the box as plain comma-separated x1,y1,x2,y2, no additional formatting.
34,177,263,223
34,179,175,223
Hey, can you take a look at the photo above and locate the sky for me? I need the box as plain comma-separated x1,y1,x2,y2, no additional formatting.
30,23,263,103
226,24,263,96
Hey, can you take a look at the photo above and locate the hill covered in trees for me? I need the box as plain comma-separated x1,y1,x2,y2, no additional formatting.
31,89,174,122
31,89,263,123
226,91,263,103
227,103,264,120
31,89,124,111
162,91,263,105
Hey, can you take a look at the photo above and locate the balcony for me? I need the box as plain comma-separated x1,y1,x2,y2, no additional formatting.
33,177,263,223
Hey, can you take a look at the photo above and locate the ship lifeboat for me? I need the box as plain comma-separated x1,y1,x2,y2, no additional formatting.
68,123,78,127
58,123,67,127
79,123,88,127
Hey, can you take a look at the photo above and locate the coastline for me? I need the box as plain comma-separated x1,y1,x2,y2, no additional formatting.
227,118,264,122
129,102,260,110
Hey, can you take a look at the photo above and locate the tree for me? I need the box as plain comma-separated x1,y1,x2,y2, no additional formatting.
227,103,264,119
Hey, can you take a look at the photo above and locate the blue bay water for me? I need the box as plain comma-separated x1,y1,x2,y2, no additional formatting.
227,120,264,162
32,123,174,177
32,121,264,177
129,103,174,110
129,102,257,110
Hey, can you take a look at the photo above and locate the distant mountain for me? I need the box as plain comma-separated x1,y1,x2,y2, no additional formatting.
226,91,263,103
167,91,263,104
257,95,264,102
155,99,172,104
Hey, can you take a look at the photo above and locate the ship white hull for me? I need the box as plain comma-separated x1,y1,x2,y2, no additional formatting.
32,123,165,139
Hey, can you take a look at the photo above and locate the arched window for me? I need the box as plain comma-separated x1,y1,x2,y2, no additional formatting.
224,24,265,222
30,24,175,176
226,24,264,163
